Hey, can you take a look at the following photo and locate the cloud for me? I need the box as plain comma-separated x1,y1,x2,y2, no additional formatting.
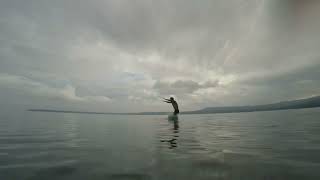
0,0,320,111
154,79,219,95
0,73,111,103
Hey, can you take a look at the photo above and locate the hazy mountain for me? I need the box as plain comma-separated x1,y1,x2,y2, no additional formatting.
184,96,320,114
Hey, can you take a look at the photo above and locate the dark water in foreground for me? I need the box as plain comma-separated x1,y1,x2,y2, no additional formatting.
1,108,320,180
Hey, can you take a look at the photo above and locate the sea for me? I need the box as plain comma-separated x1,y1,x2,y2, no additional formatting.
0,108,320,180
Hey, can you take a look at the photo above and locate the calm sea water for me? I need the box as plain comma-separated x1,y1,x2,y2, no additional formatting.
1,108,320,180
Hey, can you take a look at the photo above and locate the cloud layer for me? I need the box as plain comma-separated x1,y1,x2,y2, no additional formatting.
1,0,319,112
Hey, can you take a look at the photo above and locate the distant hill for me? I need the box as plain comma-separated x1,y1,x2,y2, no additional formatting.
29,96,320,115
183,96,320,114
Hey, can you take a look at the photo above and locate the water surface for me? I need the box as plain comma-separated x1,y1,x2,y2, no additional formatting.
1,108,320,180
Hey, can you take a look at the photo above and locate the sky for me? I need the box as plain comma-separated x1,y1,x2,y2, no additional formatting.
0,0,320,113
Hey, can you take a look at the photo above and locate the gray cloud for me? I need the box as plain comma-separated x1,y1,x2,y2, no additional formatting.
0,73,112,103
0,0,320,112
154,80,219,94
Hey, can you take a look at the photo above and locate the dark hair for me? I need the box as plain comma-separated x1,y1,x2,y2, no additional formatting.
170,97,174,100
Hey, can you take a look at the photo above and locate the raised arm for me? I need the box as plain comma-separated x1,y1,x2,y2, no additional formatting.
163,98,171,101
162,98,172,103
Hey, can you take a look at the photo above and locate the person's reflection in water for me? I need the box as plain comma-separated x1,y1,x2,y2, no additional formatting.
161,119,179,149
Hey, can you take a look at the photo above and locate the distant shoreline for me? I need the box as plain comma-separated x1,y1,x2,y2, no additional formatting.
27,109,160,115
28,106,320,116
28,96,320,115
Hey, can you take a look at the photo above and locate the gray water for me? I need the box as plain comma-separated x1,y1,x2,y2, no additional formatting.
1,108,320,180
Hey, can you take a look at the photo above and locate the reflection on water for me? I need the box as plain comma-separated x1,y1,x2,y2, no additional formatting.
1,108,320,180
160,119,179,149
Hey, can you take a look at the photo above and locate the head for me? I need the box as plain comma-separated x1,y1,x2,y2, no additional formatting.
170,97,174,101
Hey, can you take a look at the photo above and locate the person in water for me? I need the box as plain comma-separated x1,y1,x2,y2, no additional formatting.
163,97,179,115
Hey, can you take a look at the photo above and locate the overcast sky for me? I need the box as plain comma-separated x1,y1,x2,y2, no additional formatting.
1,0,320,112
